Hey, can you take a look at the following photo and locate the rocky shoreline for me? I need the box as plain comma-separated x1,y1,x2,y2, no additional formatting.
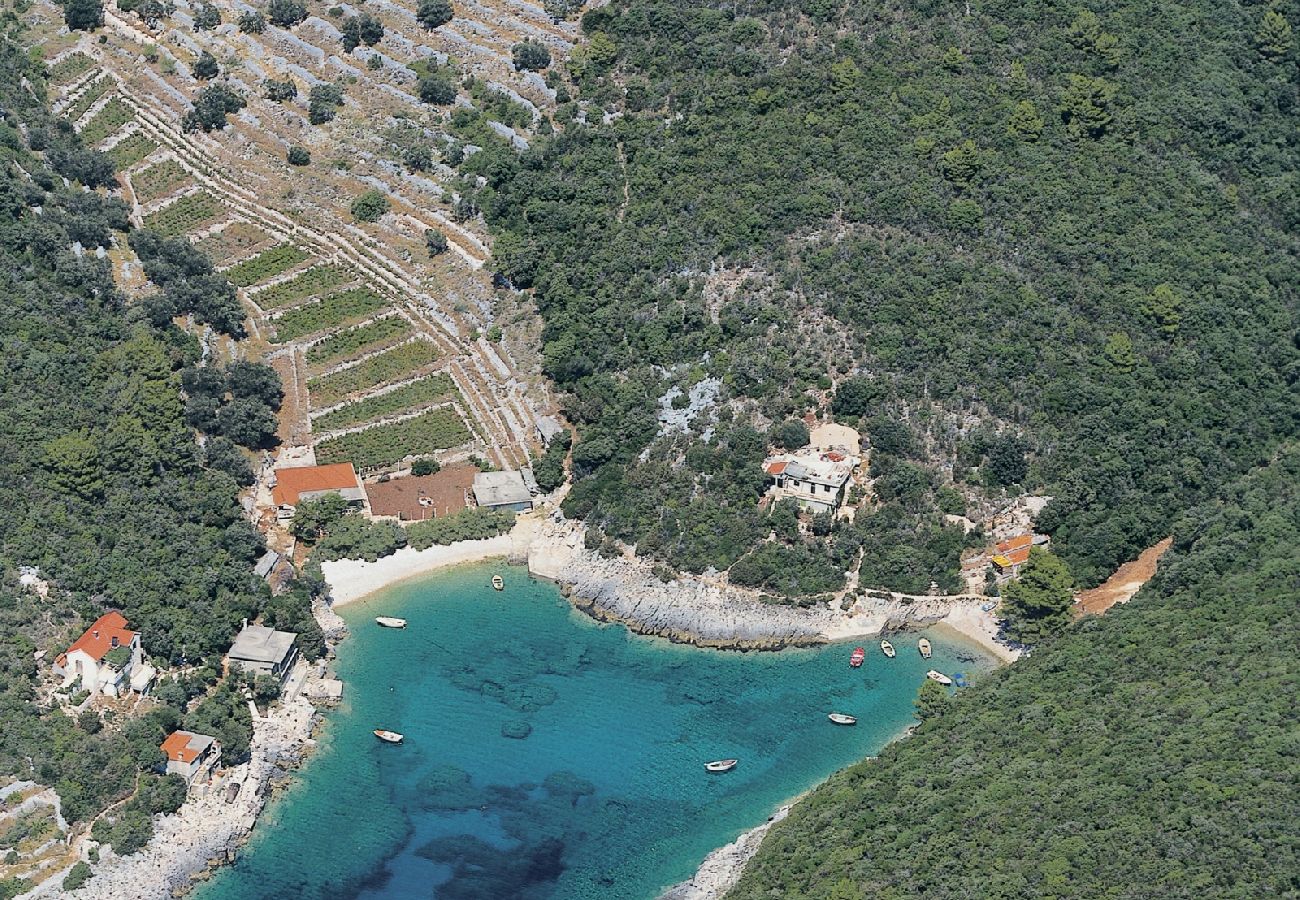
33,691,320,900
527,515,1009,656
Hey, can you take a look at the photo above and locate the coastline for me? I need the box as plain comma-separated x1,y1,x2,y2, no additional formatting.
54,509,1014,900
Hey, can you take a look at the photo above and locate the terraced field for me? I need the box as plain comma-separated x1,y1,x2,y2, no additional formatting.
315,407,473,468
143,191,226,236
305,317,413,368
251,264,357,311
132,159,189,202
307,340,442,406
313,373,457,431
223,244,311,288
37,0,568,474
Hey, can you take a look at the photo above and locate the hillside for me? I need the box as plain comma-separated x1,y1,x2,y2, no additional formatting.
730,447,1300,898
465,0,1299,593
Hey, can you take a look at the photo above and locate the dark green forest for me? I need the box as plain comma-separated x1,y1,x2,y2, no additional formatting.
465,0,1299,592
0,29,315,868
731,448,1300,898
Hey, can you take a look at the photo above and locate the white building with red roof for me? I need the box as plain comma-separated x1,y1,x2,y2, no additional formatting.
271,463,366,521
53,611,153,698
161,730,222,786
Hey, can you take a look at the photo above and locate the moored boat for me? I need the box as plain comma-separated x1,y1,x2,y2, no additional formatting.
849,646,866,668
918,638,932,659
926,669,953,686
491,574,504,591
828,712,858,726
880,640,896,658
704,759,738,773
375,616,407,629
373,729,404,743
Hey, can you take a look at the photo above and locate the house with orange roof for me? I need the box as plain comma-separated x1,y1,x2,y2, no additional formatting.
161,730,222,786
990,532,1049,581
271,463,365,521
52,611,154,698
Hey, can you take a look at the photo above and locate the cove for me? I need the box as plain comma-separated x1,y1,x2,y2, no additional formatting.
195,564,994,900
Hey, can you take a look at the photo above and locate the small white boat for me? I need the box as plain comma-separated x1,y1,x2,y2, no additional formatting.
704,759,738,773
880,640,896,658
373,729,404,743
375,616,407,629
828,713,857,726
918,638,932,659
491,575,504,591
926,670,953,686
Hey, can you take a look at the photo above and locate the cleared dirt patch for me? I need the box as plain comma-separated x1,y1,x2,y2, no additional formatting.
1074,537,1173,617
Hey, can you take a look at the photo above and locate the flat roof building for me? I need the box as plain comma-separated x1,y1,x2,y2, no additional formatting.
228,623,298,682
472,470,534,513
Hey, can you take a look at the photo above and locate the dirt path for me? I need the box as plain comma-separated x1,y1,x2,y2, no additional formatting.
1073,537,1173,617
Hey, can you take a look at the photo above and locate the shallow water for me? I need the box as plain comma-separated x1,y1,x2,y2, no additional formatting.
196,565,992,900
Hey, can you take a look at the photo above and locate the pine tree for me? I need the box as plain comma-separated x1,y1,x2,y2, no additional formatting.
1254,9,1293,59
1002,548,1075,644
1008,100,1044,141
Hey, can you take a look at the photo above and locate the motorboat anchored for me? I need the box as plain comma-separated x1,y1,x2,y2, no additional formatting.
828,713,858,726
375,617,407,629
880,640,896,658
704,759,738,773
849,647,866,668
373,729,404,743
918,638,932,659
926,670,953,686
491,575,504,591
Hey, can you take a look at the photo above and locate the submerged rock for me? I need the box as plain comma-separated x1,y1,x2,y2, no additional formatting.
501,720,532,739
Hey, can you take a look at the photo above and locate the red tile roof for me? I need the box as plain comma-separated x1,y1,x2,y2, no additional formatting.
765,461,789,475
996,533,1034,554
161,731,201,764
272,463,360,507
66,612,135,663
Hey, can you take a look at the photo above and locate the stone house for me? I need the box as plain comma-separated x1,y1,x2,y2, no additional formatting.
53,611,155,698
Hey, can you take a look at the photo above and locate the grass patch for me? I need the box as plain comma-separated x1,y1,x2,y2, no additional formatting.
315,407,471,469
108,133,158,169
314,374,456,430
222,243,310,288
306,317,412,368
132,159,188,202
252,264,355,310
307,340,441,406
142,191,224,237
78,98,131,145
272,288,388,343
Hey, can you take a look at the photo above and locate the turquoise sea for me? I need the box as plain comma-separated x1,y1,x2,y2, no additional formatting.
196,564,993,900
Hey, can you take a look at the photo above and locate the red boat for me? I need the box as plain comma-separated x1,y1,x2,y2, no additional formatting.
849,647,866,668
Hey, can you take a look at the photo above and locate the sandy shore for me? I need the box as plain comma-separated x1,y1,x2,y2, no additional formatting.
320,515,542,606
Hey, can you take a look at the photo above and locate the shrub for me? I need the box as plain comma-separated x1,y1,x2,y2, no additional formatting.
350,189,389,223
512,40,551,71
287,146,310,166
415,0,452,29
193,50,219,80
237,9,266,32
418,74,456,105
267,0,307,28
264,79,297,101
425,229,448,256
63,0,103,31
